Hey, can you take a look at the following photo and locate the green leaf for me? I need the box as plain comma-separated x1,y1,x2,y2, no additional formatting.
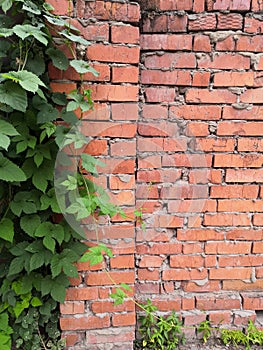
60,30,91,45
10,192,37,216
0,218,14,242
0,81,27,112
31,296,42,307
43,236,56,253
40,189,61,213
47,47,69,71
0,0,13,13
52,92,67,106
37,103,59,123
25,54,45,76
61,175,78,190
8,256,24,275
66,198,91,220
0,28,13,37
20,215,41,236
22,0,41,14
13,24,48,45
70,59,98,75
81,153,105,176
0,156,26,182
2,70,46,93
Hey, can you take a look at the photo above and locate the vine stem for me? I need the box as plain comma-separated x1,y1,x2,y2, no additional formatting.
37,327,48,350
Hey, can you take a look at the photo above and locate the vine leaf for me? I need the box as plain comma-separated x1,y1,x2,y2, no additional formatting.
0,81,27,112
79,244,113,266
35,222,64,253
2,70,46,93
20,214,41,237
0,120,19,150
51,250,79,278
81,153,105,176
0,218,14,243
10,192,37,216
46,48,69,71
70,59,99,76
13,24,48,46
0,0,13,13
60,30,90,46
0,156,26,182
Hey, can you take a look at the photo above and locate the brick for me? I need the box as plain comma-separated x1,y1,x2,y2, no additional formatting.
112,66,139,83
182,298,195,310
154,215,184,228
189,169,223,184
234,311,256,326
185,122,209,136
189,14,217,30
152,299,181,312
226,169,263,183
63,333,84,347
110,141,136,157
137,269,159,281
84,140,108,156
169,105,221,120
217,13,243,29
253,242,263,253
60,301,85,315
217,121,263,136
60,315,110,331
241,88,263,103
86,271,134,286
87,44,139,64
140,34,192,50
49,0,73,15
137,137,164,152
138,121,178,137
218,199,263,212
163,269,207,281
183,281,221,292
193,35,212,52
112,313,136,327
142,104,168,119
77,1,140,22
136,184,159,199
168,14,188,32
252,0,263,10
163,138,188,152
111,103,138,121
203,213,251,226
196,294,241,310
223,106,263,120
50,82,77,94
226,229,263,241
84,103,110,121
162,154,212,167
193,0,205,11
143,14,168,33
205,242,251,254
137,169,181,183
144,53,196,69
210,185,259,198
141,70,191,86
138,155,162,169
192,71,211,86
238,138,263,151
70,20,109,41
91,300,134,313
245,17,263,33
145,87,177,102
136,243,182,255
170,255,204,268
209,312,232,325
136,283,160,294
242,293,263,310
219,255,263,267
87,84,138,102
161,185,208,199
224,280,263,291
236,35,263,52
194,138,235,152
111,25,139,44
185,89,236,104
214,154,263,167
110,255,134,269
139,256,164,268
183,243,203,254
256,267,263,278
86,328,135,345
184,311,206,325
213,0,250,10
253,214,263,226
214,72,254,87
198,53,250,69
177,229,224,241
158,0,193,10
65,287,98,301
168,199,216,213
216,36,235,51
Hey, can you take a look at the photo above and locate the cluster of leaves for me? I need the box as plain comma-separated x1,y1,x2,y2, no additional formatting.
198,319,263,350
0,0,121,349
135,299,185,350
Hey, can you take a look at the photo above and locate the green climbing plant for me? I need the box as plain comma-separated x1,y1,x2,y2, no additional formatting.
0,0,122,348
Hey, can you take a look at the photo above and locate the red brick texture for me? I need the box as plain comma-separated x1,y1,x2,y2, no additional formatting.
52,0,263,348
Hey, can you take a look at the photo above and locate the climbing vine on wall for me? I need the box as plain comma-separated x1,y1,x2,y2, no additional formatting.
0,0,121,348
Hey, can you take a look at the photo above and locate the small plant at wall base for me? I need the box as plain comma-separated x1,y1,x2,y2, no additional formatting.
0,0,122,349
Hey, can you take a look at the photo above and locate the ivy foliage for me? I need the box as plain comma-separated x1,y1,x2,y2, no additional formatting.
0,0,120,348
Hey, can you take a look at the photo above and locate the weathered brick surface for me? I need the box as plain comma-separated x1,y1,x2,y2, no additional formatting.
53,0,263,348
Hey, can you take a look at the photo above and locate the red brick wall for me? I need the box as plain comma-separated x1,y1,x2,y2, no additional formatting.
53,0,263,348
